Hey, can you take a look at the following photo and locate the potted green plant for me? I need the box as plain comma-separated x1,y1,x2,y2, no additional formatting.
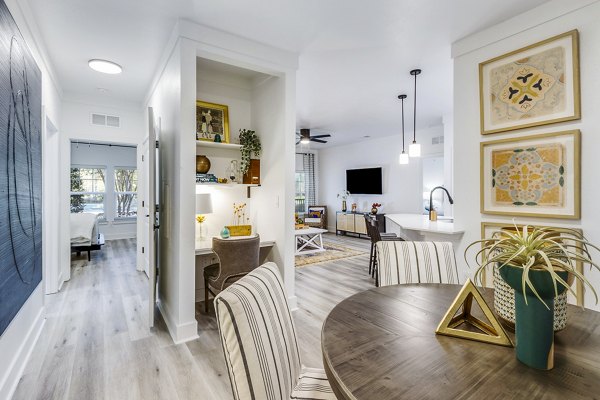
239,129,261,184
465,224,599,370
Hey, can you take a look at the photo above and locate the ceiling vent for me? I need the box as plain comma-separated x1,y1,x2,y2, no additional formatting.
91,113,120,128
431,135,444,145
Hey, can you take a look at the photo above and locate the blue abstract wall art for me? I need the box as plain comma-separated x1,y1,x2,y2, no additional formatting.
0,0,42,336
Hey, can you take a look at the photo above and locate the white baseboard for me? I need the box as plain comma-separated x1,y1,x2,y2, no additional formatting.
157,300,199,344
0,306,45,400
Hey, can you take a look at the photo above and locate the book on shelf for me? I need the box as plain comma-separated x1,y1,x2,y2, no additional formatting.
196,173,217,183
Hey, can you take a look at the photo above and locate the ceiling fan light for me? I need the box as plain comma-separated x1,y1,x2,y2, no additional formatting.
300,137,310,144
399,152,409,165
88,59,122,74
409,142,421,157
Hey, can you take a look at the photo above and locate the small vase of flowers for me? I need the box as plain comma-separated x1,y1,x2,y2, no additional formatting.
337,190,350,212
371,203,382,214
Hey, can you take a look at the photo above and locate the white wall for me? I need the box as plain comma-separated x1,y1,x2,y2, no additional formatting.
0,1,62,398
452,0,600,310
71,142,138,240
318,125,446,231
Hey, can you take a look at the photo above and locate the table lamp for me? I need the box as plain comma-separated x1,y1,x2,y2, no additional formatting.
196,193,213,240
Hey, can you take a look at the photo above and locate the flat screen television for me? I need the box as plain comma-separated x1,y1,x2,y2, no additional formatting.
346,167,382,194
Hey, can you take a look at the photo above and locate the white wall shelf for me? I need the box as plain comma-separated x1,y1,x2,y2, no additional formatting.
196,141,241,150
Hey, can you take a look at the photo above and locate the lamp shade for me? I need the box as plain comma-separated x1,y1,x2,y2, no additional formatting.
196,193,213,214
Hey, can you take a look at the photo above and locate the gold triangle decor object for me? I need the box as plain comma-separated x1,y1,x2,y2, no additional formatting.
435,279,513,347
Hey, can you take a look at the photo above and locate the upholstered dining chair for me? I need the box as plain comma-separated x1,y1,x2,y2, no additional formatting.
376,241,460,287
203,235,260,312
214,262,335,400
364,214,403,285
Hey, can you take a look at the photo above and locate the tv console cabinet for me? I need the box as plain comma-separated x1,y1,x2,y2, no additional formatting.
335,211,386,238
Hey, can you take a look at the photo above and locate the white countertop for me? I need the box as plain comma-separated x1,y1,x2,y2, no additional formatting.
385,214,464,235
195,235,276,255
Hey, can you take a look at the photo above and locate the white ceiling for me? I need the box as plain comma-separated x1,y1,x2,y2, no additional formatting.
28,0,550,146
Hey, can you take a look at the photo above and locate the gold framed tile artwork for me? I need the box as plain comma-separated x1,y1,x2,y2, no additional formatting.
480,130,580,219
479,30,580,135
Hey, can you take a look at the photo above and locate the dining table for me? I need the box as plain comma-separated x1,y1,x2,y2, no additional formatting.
321,283,600,400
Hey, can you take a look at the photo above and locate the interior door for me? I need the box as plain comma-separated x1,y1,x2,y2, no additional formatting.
147,107,159,327
141,138,150,277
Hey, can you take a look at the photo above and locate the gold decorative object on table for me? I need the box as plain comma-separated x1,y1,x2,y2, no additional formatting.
479,30,580,135
228,202,251,236
435,280,513,347
480,130,580,219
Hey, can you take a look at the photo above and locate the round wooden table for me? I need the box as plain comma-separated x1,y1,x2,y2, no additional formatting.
321,284,600,400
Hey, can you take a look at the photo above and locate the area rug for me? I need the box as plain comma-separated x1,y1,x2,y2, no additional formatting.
295,241,368,268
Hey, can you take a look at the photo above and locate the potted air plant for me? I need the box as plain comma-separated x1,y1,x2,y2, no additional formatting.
465,224,600,370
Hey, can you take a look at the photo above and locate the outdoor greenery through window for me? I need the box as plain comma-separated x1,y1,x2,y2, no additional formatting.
70,167,106,217
115,168,138,218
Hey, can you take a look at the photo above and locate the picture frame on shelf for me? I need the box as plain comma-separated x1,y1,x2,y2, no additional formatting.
480,222,584,306
479,30,580,135
480,130,580,219
196,100,230,143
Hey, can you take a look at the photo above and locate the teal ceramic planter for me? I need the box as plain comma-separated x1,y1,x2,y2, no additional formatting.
220,226,230,239
499,265,568,370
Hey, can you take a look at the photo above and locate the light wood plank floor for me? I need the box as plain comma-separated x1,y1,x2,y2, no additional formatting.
12,233,374,400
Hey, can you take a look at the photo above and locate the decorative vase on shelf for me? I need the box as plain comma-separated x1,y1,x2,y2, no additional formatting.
220,226,231,239
196,155,211,174
342,200,347,212
214,133,222,143
371,207,378,215
499,265,569,370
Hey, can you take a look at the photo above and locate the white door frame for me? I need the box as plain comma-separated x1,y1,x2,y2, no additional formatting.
59,137,142,287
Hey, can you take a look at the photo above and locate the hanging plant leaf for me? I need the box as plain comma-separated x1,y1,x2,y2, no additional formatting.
559,176,564,187
559,165,564,175
513,201,524,206
239,129,262,175
526,202,537,206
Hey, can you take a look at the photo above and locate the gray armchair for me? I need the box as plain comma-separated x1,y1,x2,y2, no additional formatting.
203,235,260,312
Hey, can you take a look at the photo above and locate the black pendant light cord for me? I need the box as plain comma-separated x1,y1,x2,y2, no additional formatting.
410,69,421,143
398,94,407,152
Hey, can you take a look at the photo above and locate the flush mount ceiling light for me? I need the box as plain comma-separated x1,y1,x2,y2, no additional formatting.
88,59,122,74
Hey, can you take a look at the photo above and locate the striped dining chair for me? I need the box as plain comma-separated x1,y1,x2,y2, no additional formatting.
214,262,335,400
375,241,460,287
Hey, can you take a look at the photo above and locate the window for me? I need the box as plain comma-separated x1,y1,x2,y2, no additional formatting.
295,172,306,213
114,168,138,218
70,167,106,218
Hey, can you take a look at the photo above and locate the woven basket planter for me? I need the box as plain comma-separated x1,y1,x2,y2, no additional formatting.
493,265,568,332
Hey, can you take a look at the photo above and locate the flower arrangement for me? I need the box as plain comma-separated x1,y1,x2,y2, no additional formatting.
239,129,261,175
371,203,382,210
337,190,351,200
196,215,206,224
233,202,249,226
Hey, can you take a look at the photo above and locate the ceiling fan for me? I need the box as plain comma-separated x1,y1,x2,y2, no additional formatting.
296,128,331,144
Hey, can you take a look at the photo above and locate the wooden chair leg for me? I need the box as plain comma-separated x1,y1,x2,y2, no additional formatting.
368,242,374,274
204,277,209,313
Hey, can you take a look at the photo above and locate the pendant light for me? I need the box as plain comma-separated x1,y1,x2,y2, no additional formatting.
409,69,421,158
398,94,409,165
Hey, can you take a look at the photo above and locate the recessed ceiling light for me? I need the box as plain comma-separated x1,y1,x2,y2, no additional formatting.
364,135,371,138
88,59,122,74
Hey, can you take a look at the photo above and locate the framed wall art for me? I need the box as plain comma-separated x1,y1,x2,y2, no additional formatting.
479,30,580,135
480,222,584,306
480,130,580,219
196,100,230,143
0,0,43,336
